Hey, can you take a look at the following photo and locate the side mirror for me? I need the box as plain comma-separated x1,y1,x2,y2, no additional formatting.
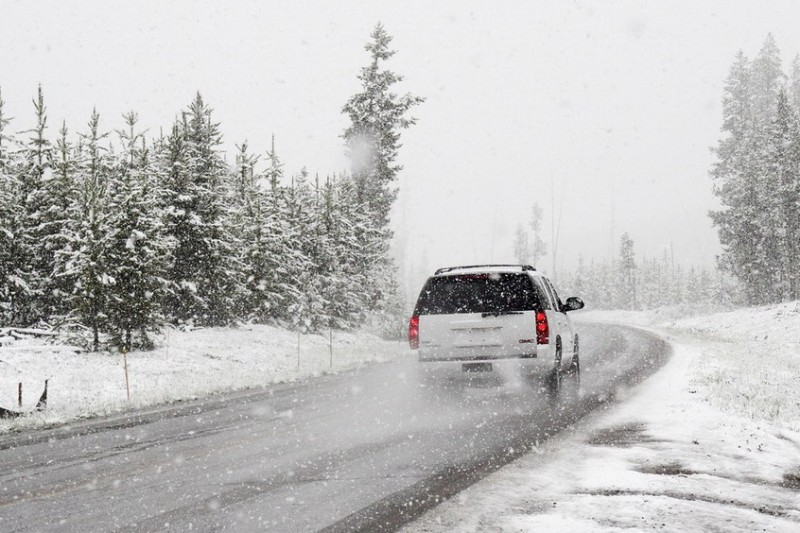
564,296,585,312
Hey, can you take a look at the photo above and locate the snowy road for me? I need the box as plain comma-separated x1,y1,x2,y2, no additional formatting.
0,323,668,532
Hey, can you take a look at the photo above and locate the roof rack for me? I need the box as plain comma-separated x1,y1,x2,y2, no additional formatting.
434,264,536,275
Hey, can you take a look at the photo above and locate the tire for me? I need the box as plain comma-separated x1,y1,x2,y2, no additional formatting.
546,339,562,403
570,334,581,387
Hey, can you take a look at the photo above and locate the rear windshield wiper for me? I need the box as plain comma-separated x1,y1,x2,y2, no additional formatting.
481,310,524,317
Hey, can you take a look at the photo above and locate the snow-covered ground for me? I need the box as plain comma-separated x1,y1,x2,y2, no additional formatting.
3,304,800,531
405,303,800,532
0,324,406,433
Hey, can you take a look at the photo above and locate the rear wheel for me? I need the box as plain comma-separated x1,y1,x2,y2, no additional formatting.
546,339,562,403
570,334,581,387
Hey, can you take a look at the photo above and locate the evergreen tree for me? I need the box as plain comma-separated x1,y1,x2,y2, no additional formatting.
317,175,367,329
0,87,11,169
40,121,79,318
16,85,54,323
529,203,547,267
56,110,113,350
231,140,298,325
283,169,330,332
789,55,800,116
766,90,800,299
257,138,304,324
750,34,784,125
161,94,242,326
264,134,283,197
511,203,547,267
0,88,25,325
104,112,170,350
231,141,263,319
617,233,636,309
342,23,424,228
328,175,376,329
709,36,800,304
512,223,529,264
342,24,423,336
595,261,614,309
710,49,773,304
572,254,586,298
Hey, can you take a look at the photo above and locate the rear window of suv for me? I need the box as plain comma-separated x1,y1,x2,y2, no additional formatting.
414,273,544,315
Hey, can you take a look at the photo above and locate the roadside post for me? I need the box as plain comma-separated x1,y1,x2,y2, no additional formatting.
122,346,131,401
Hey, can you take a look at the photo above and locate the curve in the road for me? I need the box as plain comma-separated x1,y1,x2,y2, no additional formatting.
323,323,671,532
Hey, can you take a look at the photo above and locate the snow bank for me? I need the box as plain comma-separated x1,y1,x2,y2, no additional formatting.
0,325,408,433
577,303,800,431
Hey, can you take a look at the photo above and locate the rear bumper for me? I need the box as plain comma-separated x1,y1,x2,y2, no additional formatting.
417,344,557,384
418,343,556,363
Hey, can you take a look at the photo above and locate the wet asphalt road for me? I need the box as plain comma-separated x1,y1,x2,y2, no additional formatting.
0,323,669,532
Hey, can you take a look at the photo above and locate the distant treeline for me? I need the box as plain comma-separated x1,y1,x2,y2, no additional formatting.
711,34,800,304
559,234,739,310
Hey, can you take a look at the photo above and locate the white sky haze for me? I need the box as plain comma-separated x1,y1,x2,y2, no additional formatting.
5,0,800,293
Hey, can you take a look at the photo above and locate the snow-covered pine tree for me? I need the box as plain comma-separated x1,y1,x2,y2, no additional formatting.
315,175,337,324
104,112,170,350
282,169,320,332
158,123,195,322
750,38,787,302
231,141,264,320
56,110,113,350
751,35,784,126
685,266,701,302
182,94,245,324
0,88,25,325
257,137,305,325
617,233,636,310
710,49,774,304
316,175,350,329
0,88,11,169
160,94,243,326
231,140,298,325
512,223,530,264
342,23,424,228
789,55,800,117
15,85,55,324
264,135,283,196
342,24,424,336
595,260,614,309
317,174,374,330
572,254,586,299
529,203,547,268
40,121,79,319
671,264,686,305
697,268,713,302
709,36,800,304
765,90,800,300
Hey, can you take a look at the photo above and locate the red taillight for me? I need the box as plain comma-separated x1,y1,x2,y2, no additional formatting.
408,315,420,349
536,311,549,344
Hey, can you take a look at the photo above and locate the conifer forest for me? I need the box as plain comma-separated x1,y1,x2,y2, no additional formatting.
710,34,800,305
0,24,423,351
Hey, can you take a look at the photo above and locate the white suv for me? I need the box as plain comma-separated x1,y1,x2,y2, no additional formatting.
408,265,584,396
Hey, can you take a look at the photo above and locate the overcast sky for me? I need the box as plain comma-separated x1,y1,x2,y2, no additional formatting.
4,0,800,293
